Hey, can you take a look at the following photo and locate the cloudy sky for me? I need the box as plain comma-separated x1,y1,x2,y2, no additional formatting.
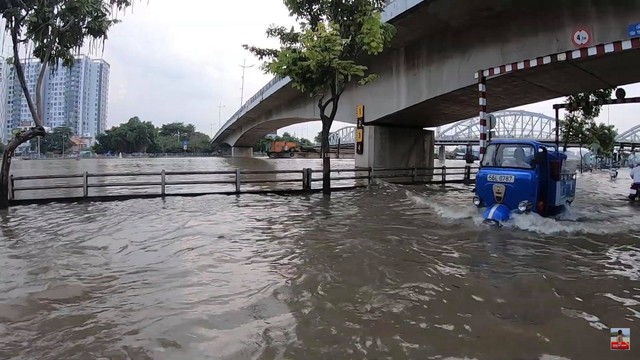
36,0,640,140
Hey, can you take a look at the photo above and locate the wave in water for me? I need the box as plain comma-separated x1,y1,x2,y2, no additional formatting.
397,184,637,235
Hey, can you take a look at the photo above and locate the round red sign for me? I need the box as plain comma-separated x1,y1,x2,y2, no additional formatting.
572,28,592,47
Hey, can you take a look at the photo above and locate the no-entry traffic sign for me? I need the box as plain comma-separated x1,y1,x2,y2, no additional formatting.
572,28,592,47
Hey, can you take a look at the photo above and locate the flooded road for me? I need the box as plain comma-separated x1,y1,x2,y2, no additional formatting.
0,158,638,359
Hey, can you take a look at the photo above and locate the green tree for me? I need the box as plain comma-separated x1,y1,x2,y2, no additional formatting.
93,119,212,154
30,126,75,154
0,0,137,208
561,89,613,172
589,123,617,156
92,117,157,154
159,122,196,138
185,132,212,153
243,0,395,193
314,131,322,145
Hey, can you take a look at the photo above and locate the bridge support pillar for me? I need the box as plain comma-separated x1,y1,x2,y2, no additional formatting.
356,126,434,173
231,146,253,158
438,145,446,161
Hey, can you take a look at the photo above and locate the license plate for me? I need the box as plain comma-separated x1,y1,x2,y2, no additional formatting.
630,189,637,195
487,174,515,183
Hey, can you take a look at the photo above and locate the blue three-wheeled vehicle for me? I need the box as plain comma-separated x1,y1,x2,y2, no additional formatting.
472,139,577,225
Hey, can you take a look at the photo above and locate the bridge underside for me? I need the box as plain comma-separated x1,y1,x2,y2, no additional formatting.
374,48,640,127
219,117,318,147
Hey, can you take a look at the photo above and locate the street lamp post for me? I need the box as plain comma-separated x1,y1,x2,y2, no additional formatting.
217,102,225,132
62,133,68,158
239,59,254,106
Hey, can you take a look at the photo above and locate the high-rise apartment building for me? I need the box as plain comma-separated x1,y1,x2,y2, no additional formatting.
0,57,9,144
3,55,109,145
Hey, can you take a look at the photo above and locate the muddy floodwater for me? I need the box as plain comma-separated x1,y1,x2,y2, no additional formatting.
0,157,638,360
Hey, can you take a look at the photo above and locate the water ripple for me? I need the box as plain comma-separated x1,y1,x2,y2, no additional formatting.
0,165,638,359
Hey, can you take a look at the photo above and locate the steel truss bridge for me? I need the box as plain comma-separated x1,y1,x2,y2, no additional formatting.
326,110,640,148
615,124,640,149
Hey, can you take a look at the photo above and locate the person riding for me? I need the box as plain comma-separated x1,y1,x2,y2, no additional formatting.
630,162,640,184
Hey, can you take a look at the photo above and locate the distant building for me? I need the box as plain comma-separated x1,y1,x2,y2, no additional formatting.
69,136,91,153
3,55,109,151
0,57,9,144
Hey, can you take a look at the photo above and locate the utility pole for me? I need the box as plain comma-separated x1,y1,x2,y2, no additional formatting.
217,102,225,131
239,59,254,106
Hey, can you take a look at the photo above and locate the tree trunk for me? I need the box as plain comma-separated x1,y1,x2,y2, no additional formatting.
321,119,331,194
0,127,46,208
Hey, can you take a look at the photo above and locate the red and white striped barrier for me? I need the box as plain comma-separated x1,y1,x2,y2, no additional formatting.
475,38,640,154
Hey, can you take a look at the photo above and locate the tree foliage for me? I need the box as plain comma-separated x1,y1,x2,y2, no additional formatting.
243,0,395,193
2,0,134,127
29,126,75,154
561,89,613,149
560,89,619,170
159,122,196,138
93,118,213,154
589,123,617,156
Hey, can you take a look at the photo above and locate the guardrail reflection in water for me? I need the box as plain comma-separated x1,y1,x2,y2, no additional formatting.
8,166,477,204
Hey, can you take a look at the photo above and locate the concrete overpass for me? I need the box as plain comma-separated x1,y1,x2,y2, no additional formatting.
214,0,640,169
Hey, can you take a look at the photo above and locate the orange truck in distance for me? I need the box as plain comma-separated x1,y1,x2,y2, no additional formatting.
266,141,299,158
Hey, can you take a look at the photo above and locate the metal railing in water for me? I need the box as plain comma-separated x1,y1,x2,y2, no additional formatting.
8,165,477,205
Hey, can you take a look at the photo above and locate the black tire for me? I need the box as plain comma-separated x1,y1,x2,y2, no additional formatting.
289,152,295,158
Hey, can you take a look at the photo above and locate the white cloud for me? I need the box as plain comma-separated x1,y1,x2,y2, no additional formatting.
95,0,296,136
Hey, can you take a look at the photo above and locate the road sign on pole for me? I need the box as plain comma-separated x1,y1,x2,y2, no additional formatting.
628,23,640,38
356,104,364,155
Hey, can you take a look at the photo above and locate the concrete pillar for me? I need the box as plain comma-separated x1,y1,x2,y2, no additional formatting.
231,146,253,157
438,145,446,161
355,126,435,170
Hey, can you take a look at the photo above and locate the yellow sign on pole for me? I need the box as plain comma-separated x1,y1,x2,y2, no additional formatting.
355,128,363,142
356,104,364,119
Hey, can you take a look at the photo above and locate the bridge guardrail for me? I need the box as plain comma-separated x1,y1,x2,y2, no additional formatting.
8,165,477,205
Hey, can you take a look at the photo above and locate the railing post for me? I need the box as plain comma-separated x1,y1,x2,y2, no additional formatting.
441,166,446,184
235,168,241,193
411,168,416,183
302,168,308,190
9,175,14,200
368,167,373,185
464,165,471,185
161,169,166,195
83,171,88,197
